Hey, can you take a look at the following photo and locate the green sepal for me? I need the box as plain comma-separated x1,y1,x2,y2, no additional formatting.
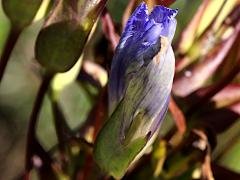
93,101,147,179
2,0,42,29
35,20,87,73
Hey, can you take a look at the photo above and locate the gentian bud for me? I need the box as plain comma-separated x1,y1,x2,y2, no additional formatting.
2,0,42,30
94,2,177,178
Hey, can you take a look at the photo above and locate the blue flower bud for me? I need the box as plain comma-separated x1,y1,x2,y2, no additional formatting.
94,2,177,178
109,3,177,114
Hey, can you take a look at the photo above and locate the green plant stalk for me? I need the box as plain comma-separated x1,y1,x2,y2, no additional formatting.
49,88,72,163
25,72,54,179
0,25,21,83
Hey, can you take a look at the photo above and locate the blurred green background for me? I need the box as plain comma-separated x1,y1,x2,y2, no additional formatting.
0,0,240,179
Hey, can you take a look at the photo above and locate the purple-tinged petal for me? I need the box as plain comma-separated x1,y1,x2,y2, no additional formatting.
149,95,170,138
118,44,175,143
118,2,149,49
94,3,178,178
149,6,178,41
149,5,177,23
109,3,178,114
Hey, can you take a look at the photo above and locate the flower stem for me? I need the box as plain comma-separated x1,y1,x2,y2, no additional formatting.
25,72,54,178
0,25,21,83
49,90,71,160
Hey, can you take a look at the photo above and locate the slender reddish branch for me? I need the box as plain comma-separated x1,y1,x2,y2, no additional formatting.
0,26,21,83
101,8,120,50
93,87,108,140
169,96,186,134
24,72,54,179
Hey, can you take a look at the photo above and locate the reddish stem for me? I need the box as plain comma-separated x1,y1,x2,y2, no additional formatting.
24,72,54,178
169,96,186,134
0,26,21,83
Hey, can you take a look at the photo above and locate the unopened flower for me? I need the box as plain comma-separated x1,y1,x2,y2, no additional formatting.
94,2,177,178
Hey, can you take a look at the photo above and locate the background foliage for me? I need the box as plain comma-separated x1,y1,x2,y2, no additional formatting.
0,0,240,179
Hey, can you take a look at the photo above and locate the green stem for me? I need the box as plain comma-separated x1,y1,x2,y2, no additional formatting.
49,88,71,156
25,72,54,177
0,25,21,83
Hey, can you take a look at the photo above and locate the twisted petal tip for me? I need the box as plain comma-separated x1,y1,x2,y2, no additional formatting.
121,2,178,48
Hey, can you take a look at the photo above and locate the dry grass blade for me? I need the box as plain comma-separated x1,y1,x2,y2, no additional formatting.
186,84,240,110
193,129,214,180
211,84,240,107
177,0,210,55
202,153,214,180
198,0,228,38
186,50,240,115
173,19,240,97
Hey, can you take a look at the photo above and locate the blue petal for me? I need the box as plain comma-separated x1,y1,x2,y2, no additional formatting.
118,2,149,49
149,6,178,41
109,3,178,115
149,6,177,23
108,3,149,114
